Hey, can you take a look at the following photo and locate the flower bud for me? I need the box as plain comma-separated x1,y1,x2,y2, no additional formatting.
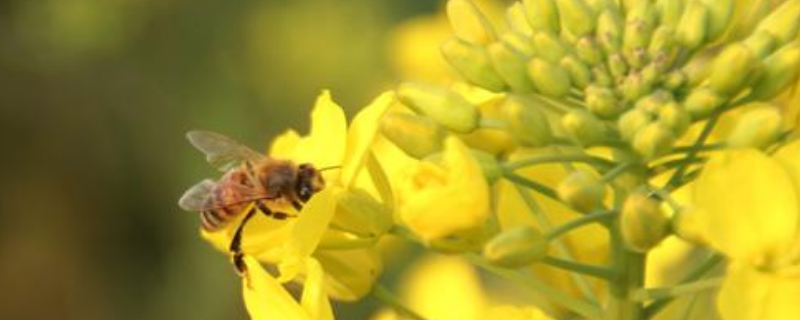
483,226,548,268
726,104,782,149
397,82,480,133
618,108,653,141
488,42,536,92
656,0,684,29
380,112,446,159
754,0,800,45
557,0,597,37
522,0,560,33
441,38,507,92
575,37,603,65
648,26,676,61
459,100,517,155
560,55,592,89
561,109,608,146
624,20,652,57
683,87,725,119
532,31,568,62
640,63,661,85
607,53,628,79
620,190,670,252
663,70,686,90
506,3,534,36
749,41,800,100
447,0,496,45
635,90,673,114
501,32,536,57
657,101,691,137
620,73,652,102
632,122,675,159
592,66,614,86
682,53,713,87
708,43,758,96
671,207,709,246
500,95,553,147
700,0,733,40
557,170,607,213
743,31,778,59
596,9,623,55
528,58,572,97
586,85,624,118
676,1,709,50
333,189,393,237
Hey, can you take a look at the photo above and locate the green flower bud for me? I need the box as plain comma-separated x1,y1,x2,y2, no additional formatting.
663,71,686,90
635,90,674,114
532,31,568,62
592,66,614,86
528,58,572,97
749,41,800,100
656,0,684,29
500,95,553,147
334,189,393,237
676,1,709,50
488,42,536,92
585,0,618,14
506,3,534,36
501,32,537,57
754,0,800,45
441,38,507,92
575,37,603,65
380,113,446,159
683,87,725,119
561,55,592,89
623,20,653,58
708,43,759,96
682,53,713,87
522,0,561,34
648,26,677,62
726,104,783,149
483,225,548,268
586,85,624,118
640,63,661,85
626,0,657,28
632,122,675,159
447,0,497,45
561,109,608,146
620,190,670,252
620,73,653,102
397,82,480,133
557,0,597,37
557,170,607,213
743,31,778,59
618,108,654,141
596,9,623,55
700,0,733,40
608,53,629,79
657,101,691,137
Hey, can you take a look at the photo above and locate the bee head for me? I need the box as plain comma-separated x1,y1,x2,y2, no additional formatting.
296,163,325,202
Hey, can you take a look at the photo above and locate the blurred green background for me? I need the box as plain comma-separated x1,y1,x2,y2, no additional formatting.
0,1,444,319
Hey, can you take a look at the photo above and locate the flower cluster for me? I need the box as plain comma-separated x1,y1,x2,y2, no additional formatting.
185,0,800,319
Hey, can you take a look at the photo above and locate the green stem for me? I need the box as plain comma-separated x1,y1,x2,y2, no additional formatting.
503,154,616,171
544,210,615,241
643,254,724,319
541,256,614,280
607,222,647,320
602,162,635,182
631,277,723,301
664,110,723,190
503,170,560,201
466,254,605,320
373,284,429,320
479,118,509,130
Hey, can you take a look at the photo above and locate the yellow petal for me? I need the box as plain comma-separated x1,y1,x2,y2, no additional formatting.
341,91,394,187
278,187,338,281
242,256,308,320
269,129,301,157
480,305,554,320
300,258,335,320
315,248,383,301
692,149,798,263
275,90,347,169
400,255,487,320
718,262,800,320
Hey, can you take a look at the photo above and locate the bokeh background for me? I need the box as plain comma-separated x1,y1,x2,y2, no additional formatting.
0,1,466,319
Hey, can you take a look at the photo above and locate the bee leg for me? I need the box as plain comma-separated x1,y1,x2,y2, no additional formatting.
291,200,303,211
255,201,274,217
229,207,257,275
272,211,294,220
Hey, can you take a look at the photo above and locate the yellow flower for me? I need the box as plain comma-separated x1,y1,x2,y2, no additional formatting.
717,261,800,320
397,136,491,242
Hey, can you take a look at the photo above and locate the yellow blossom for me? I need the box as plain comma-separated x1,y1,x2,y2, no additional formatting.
717,262,800,320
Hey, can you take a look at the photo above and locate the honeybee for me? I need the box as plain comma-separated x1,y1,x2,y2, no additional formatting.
179,130,326,274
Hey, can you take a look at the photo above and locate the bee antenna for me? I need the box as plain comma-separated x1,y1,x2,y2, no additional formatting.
319,165,341,172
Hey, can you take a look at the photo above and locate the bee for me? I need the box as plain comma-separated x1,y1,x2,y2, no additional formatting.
178,130,327,274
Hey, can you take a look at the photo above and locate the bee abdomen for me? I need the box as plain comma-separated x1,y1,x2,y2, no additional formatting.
200,210,228,231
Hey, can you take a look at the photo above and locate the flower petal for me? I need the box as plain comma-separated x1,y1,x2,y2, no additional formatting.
278,187,338,281
242,256,309,320
718,262,800,320
400,255,487,320
341,91,394,187
300,258,335,320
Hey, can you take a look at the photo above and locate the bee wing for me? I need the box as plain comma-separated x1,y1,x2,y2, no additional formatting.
187,130,266,172
178,179,217,211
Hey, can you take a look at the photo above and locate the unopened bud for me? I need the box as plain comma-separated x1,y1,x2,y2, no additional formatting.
657,102,691,137
676,1,709,50
522,0,561,33
608,53,629,79
532,32,568,62
500,95,553,147
683,87,725,119
561,55,592,89
397,82,480,133
663,71,686,90
596,9,623,55
575,37,603,65
635,90,673,114
749,41,800,100
592,66,614,86
561,109,608,146
506,3,533,36
488,42,536,92
640,63,661,85
447,0,496,45
380,113,446,159
648,26,676,61
586,85,624,118
743,31,778,59
656,0,684,29
484,226,548,267
501,32,537,57
441,38,507,92
528,58,572,97
726,104,783,149
620,73,652,102
682,54,713,87
624,20,653,58
557,0,597,37
708,43,758,96
620,190,670,252
333,189,393,237
618,108,654,141
700,0,733,40
754,0,800,45
633,122,675,159
557,171,607,213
